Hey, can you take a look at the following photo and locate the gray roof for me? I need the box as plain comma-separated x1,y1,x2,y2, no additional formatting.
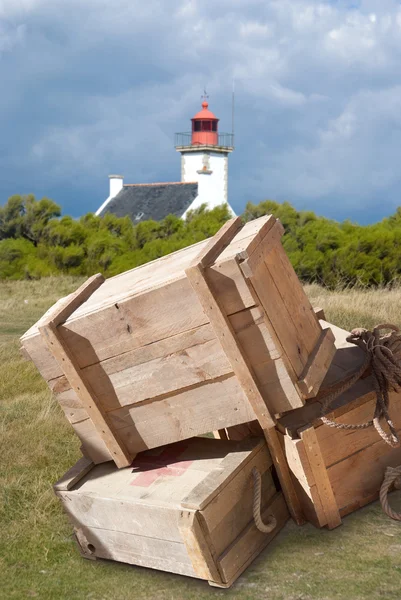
98,182,198,222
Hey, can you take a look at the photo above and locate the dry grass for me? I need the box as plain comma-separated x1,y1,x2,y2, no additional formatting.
305,283,401,331
0,277,401,600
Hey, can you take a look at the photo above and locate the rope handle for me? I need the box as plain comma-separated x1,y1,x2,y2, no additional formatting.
380,466,401,521
252,468,277,534
320,323,401,448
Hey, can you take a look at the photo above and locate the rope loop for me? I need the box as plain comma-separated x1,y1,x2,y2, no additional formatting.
252,468,277,534
380,466,401,521
320,323,401,448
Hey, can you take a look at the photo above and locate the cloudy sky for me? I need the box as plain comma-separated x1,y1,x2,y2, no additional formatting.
1,0,401,223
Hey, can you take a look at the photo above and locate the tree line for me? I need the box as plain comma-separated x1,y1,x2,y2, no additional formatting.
0,194,400,287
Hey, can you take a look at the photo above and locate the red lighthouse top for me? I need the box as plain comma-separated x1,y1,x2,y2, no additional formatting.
191,100,219,146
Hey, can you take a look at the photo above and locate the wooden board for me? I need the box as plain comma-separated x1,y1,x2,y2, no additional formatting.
299,427,341,529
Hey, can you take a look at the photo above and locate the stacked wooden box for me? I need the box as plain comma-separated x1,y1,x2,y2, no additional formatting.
54,437,289,588
20,214,401,586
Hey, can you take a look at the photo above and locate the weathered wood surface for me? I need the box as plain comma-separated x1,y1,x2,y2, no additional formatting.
277,320,401,527
185,264,274,430
40,316,133,468
297,327,336,398
299,427,341,529
56,436,287,587
23,215,335,468
218,493,288,585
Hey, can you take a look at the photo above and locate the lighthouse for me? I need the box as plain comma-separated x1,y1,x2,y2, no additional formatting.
175,99,236,217
96,97,235,222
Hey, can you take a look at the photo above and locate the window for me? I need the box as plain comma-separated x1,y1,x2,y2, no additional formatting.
193,121,201,132
212,121,217,132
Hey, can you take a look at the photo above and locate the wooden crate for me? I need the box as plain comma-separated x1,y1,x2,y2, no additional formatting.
21,216,334,514
54,437,289,588
276,319,401,529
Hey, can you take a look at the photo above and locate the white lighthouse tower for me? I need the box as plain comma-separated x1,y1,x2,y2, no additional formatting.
175,99,235,217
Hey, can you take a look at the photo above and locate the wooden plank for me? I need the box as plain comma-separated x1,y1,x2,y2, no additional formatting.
72,417,112,464
280,432,326,527
202,448,274,544
314,307,326,320
179,511,222,583
213,429,229,440
300,426,342,529
316,390,401,468
208,468,276,556
208,258,256,315
191,216,243,268
229,306,303,414
240,220,285,278
182,439,263,510
87,337,231,411
58,492,184,542
111,375,256,455
278,377,375,440
39,322,133,468
185,263,274,429
48,274,105,327
242,258,306,380
71,525,198,578
297,327,336,398
328,431,401,513
217,215,276,263
265,245,321,358
53,456,94,491
218,493,289,583
263,426,305,525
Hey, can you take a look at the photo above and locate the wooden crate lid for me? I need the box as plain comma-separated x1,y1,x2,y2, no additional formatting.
21,216,272,342
59,437,265,510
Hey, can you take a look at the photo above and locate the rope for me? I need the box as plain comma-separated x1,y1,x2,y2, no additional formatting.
252,467,277,534
380,466,401,521
320,324,401,448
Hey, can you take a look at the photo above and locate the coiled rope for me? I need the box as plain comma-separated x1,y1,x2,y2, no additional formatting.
252,467,277,533
380,465,401,521
320,324,401,448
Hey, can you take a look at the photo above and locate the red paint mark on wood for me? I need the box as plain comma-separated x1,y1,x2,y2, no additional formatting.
130,443,193,487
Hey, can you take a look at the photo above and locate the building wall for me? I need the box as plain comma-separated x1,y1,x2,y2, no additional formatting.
180,150,235,217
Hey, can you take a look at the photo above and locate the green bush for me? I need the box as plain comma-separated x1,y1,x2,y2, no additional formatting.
1,193,401,288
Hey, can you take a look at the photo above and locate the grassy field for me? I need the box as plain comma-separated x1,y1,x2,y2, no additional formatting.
1,277,401,600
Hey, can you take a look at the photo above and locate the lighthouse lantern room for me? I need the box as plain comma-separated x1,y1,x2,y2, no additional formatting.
175,99,235,217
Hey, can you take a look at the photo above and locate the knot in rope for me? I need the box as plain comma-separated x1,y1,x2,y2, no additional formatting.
380,465,401,521
321,324,401,448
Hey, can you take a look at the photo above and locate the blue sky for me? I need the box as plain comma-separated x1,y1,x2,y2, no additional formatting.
1,0,401,223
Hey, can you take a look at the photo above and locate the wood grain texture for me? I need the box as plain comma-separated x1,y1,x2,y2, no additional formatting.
185,263,274,429
300,427,342,529
240,220,284,277
110,375,256,455
190,216,243,268
53,456,94,491
218,493,289,584
182,439,265,510
297,327,336,398
179,511,222,583
39,322,133,468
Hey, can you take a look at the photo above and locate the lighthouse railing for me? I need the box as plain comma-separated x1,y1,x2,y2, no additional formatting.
174,132,234,149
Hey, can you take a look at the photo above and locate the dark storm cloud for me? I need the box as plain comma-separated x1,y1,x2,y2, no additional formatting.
2,0,401,222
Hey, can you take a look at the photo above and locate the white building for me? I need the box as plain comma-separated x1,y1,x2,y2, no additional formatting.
95,100,235,222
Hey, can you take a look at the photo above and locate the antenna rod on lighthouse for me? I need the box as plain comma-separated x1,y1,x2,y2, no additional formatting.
232,79,235,138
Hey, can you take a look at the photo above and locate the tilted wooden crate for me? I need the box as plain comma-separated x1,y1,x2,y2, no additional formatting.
276,319,401,529
54,437,288,588
21,216,334,520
